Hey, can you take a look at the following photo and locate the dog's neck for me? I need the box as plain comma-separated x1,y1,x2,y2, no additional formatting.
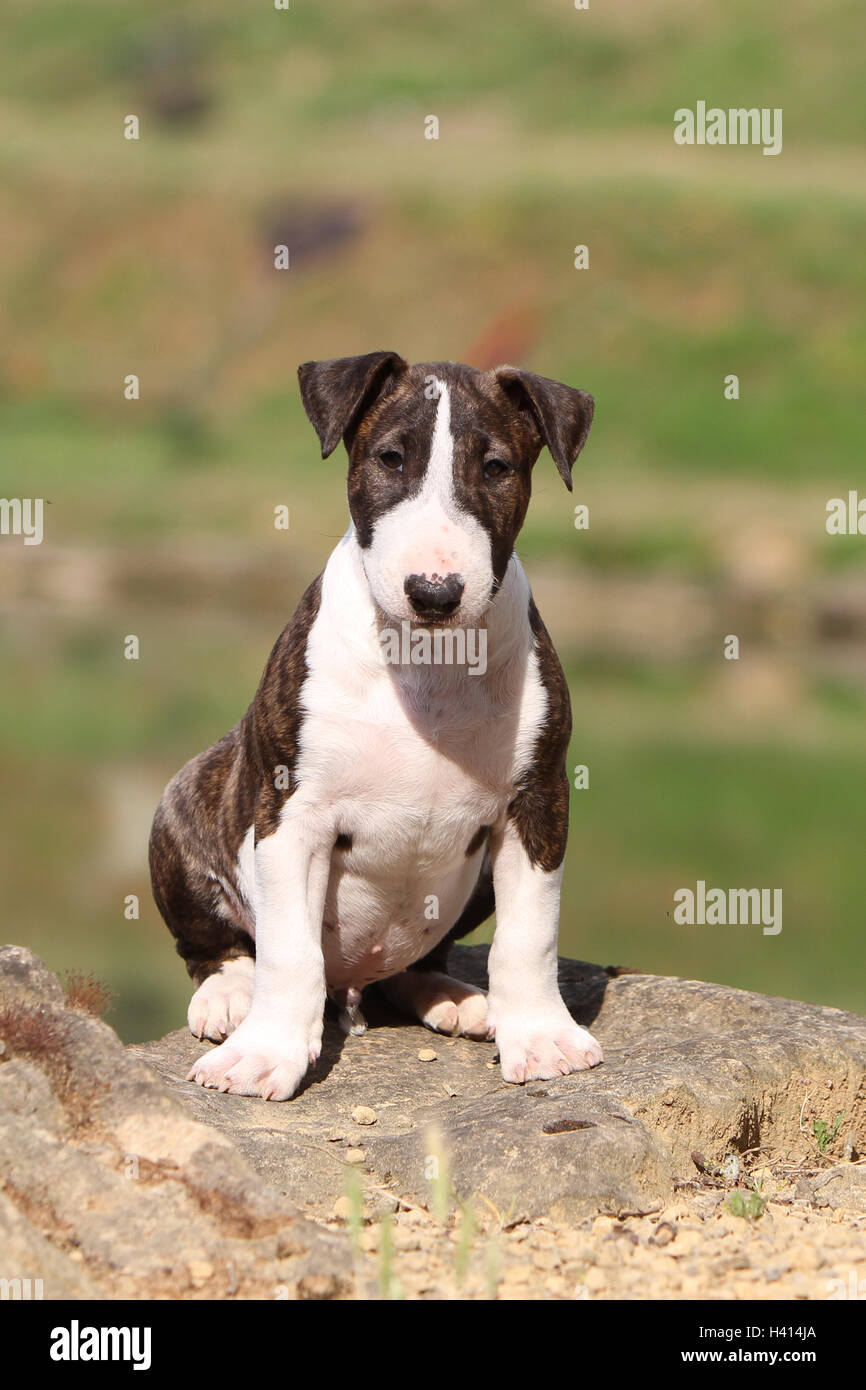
322,525,533,687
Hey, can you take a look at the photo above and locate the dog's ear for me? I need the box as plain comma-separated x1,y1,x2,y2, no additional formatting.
298,352,408,458
493,365,594,491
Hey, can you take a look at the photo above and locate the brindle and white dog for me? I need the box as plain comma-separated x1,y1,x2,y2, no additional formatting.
149,352,603,1100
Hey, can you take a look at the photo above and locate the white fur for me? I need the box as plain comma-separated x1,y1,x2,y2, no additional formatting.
379,970,489,1038
189,798,331,1100
486,821,603,1081
187,956,254,1041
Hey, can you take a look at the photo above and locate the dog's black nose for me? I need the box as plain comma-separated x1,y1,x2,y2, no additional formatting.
404,572,465,618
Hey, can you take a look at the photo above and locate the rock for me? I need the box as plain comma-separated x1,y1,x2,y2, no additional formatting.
131,945,866,1225
650,1220,677,1247
187,1259,214,1287
0,946,350,1300
3,940,866,1301
368,1190,400,1218
351,1106,377,1126
417,1049,438,1062
795,1164,866,1212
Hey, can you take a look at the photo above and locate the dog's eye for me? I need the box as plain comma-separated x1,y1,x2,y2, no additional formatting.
378,449,404,472
483,457,509,480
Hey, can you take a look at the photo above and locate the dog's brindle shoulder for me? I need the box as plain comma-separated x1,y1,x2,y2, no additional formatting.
149,355,601,1098
149,573,323,984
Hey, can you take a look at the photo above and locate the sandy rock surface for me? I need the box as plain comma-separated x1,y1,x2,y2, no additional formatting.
1,943,864,1300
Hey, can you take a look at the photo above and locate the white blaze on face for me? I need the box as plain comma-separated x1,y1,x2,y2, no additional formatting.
362,380,495,624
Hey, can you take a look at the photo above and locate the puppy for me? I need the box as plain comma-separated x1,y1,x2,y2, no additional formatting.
149,353,602,1099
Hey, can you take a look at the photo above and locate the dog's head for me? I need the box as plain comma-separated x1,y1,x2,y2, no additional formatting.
298,353,594,626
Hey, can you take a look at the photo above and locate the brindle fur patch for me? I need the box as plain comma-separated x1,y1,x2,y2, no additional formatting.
149,576,322,982
507,599,572,873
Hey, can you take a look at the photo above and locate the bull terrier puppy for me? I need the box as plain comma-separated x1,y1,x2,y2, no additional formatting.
149,353,603,1099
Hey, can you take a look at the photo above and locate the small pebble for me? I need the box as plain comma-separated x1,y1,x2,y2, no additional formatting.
351,1105,377,1126
370,1192,399,1217
651,1221,677,1247
187,1260,213,1287
398,1206,429,1224
345,1147,366,1164
331,1195,353,1221
418,1048,438,1062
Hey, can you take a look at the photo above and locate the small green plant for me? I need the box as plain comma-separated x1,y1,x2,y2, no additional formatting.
377,1213,402,1300
813,1113,844,1156
454,1199,477,1287
727,1189,767,1221
343,1165,364,1257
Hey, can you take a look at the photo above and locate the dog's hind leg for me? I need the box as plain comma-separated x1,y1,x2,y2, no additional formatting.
186,956,255,1042
379,969,490,1038
149,798,255,1042
379,860,494,1039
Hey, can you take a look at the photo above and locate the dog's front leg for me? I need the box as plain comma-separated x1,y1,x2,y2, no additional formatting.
188,811,330,1100
487,820,603,1083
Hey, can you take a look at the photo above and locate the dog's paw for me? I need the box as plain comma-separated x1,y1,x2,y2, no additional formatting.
493,1009,603,1084
380,970,491,1039
187,1020,319,1101
425,983,490,1039
188,957,254,1042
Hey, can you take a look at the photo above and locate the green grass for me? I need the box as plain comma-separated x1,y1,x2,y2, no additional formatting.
459,715,866,1017
3,1,864,143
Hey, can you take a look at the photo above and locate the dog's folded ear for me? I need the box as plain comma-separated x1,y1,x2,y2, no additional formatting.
493,366,594,491
298,352,408,458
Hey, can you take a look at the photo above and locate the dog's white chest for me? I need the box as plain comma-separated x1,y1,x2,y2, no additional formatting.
298,671,511,987
272,542,548,988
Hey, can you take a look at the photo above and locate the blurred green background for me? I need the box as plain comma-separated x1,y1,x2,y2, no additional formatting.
1,0,864,1039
